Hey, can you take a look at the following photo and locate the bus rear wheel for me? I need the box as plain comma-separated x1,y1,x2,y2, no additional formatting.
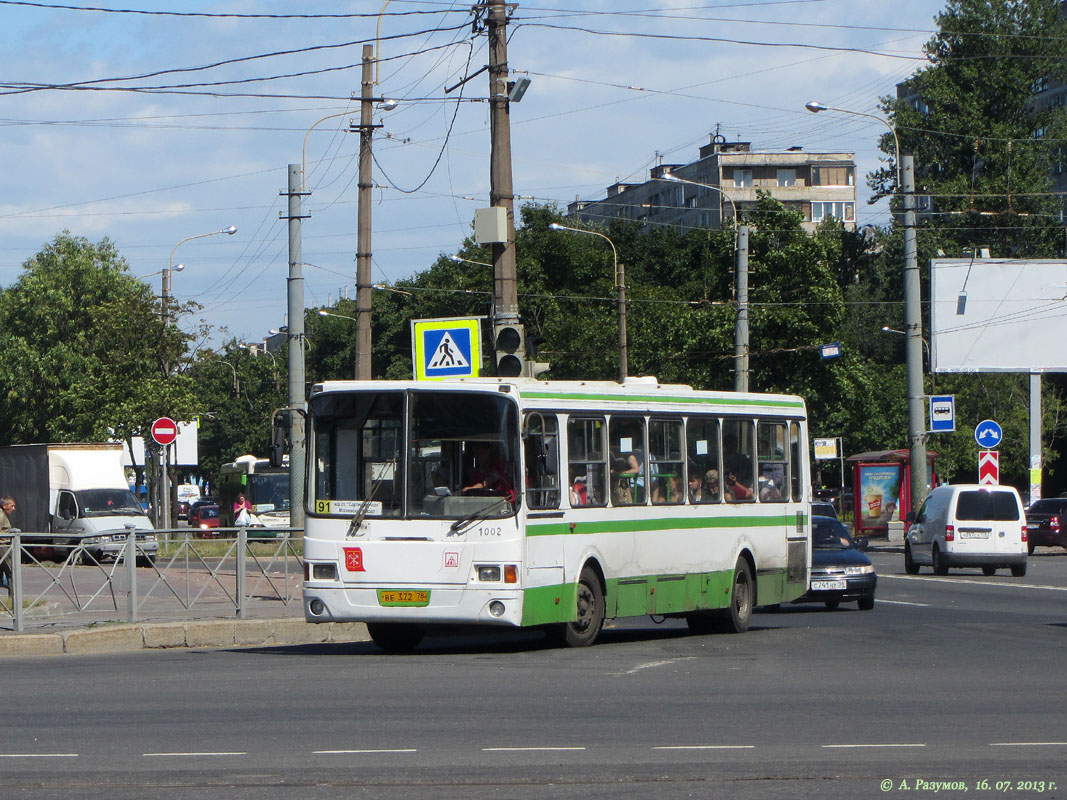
366,622,424,653
714,558,754,634
550,567,605,648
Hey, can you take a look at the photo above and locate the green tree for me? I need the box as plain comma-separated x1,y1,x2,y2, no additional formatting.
871,0,1067,488
0,232,198,470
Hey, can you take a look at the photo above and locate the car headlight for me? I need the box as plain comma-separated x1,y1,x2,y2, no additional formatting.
845,564,875,575
81,537,101,545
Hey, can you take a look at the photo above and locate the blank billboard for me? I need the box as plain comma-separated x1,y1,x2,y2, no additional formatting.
930,259,1067,373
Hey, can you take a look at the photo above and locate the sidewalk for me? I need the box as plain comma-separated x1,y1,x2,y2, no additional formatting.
0,615,371,657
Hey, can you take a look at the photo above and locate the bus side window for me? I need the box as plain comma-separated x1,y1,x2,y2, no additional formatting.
568,417,607,507
686,417,721,504
525,413,560,509
723,418,755,503
789,421,802,502
650,418,684,505
609,416,646,506
757,421,787,503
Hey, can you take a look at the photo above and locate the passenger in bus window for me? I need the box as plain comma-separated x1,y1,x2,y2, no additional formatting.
688,472,709,503
570,470,589,506
704,469,722,502
724,471,752,502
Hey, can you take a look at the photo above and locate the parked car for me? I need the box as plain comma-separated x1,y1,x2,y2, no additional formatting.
1025,498,1067,554
795,516,876,610
905,484,1027,576
812,500,838,520
189,503,220,536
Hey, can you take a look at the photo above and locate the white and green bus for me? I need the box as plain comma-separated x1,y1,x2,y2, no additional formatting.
297,377,811,651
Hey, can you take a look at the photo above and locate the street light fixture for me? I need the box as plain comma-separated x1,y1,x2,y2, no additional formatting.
449,254,493,267
653,173,750,392
318,309,357,323
164,225,237,326
549,222,628,383
808,99,925,509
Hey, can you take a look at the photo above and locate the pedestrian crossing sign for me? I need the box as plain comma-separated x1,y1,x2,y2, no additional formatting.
412,317,483,380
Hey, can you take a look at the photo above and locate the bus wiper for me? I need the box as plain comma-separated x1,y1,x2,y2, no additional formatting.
347,459,395,538
448,497,511,536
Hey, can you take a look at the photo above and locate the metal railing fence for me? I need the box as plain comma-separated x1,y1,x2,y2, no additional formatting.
1,529,304,633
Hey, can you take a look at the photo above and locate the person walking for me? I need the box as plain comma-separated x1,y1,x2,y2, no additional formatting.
1,496,15,591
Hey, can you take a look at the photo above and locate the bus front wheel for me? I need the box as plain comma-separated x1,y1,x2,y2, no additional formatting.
550,567,605,648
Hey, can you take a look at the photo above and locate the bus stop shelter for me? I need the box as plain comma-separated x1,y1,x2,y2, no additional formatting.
847,449,937,537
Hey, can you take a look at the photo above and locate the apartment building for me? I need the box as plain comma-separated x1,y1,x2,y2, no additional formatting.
567,135,858,234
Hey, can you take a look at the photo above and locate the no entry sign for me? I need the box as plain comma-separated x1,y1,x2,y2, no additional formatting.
151,416,178,446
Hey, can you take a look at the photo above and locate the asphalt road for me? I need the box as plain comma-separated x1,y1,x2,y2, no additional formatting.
2,549,1065,799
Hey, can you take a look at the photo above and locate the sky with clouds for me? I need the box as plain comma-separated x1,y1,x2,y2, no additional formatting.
0,0,938,346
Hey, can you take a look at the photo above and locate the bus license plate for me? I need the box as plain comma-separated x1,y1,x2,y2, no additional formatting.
378,590,430,607
811,580,847,591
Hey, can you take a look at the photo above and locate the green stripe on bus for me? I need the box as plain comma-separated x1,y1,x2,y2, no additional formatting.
525,514,798,536
520,567,804,626
519,391,804,409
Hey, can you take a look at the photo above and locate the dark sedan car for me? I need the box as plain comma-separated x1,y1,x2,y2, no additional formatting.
796,516,877,610
1026,498,1067,554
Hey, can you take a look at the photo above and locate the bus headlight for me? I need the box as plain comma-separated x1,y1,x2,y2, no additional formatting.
489,601,506,617
312,564,338,580
477,565,501,582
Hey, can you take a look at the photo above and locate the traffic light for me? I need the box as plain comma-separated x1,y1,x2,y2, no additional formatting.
525,334,550,379
493,322,524,377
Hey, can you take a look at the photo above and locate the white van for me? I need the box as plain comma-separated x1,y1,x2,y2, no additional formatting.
905,484,1027,576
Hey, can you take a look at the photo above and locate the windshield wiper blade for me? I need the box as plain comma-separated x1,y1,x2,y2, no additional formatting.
347,459,395,537
449,497,510,536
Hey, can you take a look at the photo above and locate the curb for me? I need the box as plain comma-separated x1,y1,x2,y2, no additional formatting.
0,618,370,657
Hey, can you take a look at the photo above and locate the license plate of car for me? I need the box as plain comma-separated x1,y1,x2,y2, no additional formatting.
811,580,847,591
960,531,989,539
378,590,430,606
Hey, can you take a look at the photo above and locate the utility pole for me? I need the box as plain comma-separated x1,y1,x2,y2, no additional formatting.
734,225,750,392
486,0,522,371
355,44,374,380
282,163,309,529
902,154,928,511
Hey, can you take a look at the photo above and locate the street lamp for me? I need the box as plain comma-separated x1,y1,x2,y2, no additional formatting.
808,99,926,509
318,309,357,323
138,263,183,281
449,254,493,267
164,226,237,326
656,173,750,392
549,222,628,383
805,101,901,188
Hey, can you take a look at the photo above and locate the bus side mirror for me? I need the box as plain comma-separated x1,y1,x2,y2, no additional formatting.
270,410,292,468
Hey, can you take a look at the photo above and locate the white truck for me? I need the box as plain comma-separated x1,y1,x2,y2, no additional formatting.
0,443,158,564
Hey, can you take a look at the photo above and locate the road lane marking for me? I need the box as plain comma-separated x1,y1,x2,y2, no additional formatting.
876,599,930,607
142,752,247,757
653,745,755,750
482,747,586,752
990,742,1067,747
615,657,695,675
819,746,921,750
313,749,417,754
0,754,78,758
880,574,1067,592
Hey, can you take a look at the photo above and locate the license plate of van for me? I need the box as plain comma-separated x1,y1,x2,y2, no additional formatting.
960,531,989,539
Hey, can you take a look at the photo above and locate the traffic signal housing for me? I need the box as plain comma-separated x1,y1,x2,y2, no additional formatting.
493,322,524,377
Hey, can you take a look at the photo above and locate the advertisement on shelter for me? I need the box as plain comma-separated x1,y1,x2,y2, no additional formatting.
857,464,902,531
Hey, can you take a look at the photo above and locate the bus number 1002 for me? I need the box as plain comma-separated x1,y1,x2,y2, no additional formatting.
477,527,502,537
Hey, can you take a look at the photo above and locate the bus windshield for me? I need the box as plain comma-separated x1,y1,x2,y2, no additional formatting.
247,472,290,513
310,389,520,520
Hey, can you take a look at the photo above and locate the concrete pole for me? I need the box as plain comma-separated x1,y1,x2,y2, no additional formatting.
355,44,374,380
616,260,628,383
487,0,520,331
286,164,307,529
902,154,928,511
734,225,750,392
1030,373,1042,503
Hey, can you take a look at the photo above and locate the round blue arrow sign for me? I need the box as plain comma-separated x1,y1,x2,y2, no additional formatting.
974,419,1003,449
